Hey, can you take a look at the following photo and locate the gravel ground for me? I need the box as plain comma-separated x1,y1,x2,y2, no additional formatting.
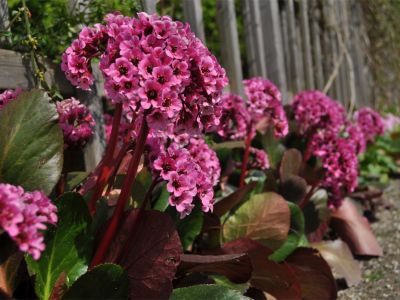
339,180,400,299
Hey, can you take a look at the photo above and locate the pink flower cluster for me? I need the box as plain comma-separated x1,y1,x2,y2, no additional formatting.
151,136,220,217
0,183,57,259
243,77,288,138
56,98,95,148
217,93,250,140
249,147,269,170
382,113,400,132
345,122,366,154
0,88,23,110
354,108,385,143
305,130,358,208
62,12,228,134
292,91,346,135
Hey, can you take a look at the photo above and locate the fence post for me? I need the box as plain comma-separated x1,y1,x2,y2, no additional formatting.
142,0,157,14
183,0,206,43
242,0,267,78
216,0,244,97
299,0,315,90
286,0,302,93
310,0,324,90
259,0,288,102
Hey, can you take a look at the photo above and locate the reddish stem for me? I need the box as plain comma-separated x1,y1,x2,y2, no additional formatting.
88,103,123,214
239,129,253,188
90,120,149,268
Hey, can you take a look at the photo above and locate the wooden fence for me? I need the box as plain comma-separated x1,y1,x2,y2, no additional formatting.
0,0,373,170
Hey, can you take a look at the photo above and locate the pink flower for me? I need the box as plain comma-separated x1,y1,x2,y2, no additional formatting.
0,88,23,109
56,98,95,148
292,90,346,135
354,107,385,143
0,183,57,259
243,77,288,138
62,12,228,134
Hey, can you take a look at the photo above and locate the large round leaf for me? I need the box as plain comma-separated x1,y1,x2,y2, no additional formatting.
170,285,249,300
0,89,63,194
223,192,290,249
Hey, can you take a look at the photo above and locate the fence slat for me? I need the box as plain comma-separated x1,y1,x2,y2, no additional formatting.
243,0,267,78
299,0,315,90
286,0,301,93
216,0,244,97
259,0,288,102
183,0,206,43
310,0,324,90
0,0,9,40
142,0,157,14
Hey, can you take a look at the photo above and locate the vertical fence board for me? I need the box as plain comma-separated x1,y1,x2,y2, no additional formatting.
286,0,301,93
216,0,244,96
259,0,288,102
243,0,267,78
183,0,206,43
299,0,315,89
310,0,324,90
142,0,157,14
280,7,292,98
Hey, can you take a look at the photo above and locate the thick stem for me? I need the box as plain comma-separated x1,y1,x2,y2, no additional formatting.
90,120,149,268
239,129,253,188
299,181,320,209
88,103,123,214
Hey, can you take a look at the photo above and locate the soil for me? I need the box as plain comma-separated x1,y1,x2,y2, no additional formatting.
338,180,400,299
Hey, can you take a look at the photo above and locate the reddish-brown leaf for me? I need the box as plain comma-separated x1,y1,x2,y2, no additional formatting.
221,238,302,299
285,248,337,300
104,209,182,299
330,199,383,256
178,253,252,283
279,149,303,181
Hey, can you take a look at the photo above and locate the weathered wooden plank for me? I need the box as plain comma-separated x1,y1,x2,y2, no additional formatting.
286,0,301,93
259,0,288,102
280,7,292,98
0,0,9,31
296,21,305,91
310,0,324,90
242,0,267,78
0,49,74,94
183,0,206,43
299,0,315,90
77,64,106,172
336,0,349,106
216,0,244,96
142,0,157,14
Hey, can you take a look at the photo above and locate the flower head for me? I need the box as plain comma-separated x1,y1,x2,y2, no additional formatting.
243,77,288,138
62,12,228,134
0,184,57,259
0,88,23,109
354,107,385,143
292,91,346,135
56,98,95,148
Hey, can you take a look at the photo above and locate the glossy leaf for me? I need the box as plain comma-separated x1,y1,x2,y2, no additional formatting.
286,248,337,300
330,198,383,256
213,182,257,217
179,253,252,283
303,189,330,234
175,206,204,251
26,193,92,300
0,235,22,297
171,285,249,300
104,209,182,299
222,238,302,299
269,202,307,262
0,90,63,194
279,174,308,204
62,264,128,299
312,239,362,286
223,192,290,250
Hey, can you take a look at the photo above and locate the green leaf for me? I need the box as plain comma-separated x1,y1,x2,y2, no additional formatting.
170,285,249,300
176,206,204,251
211,275,249,294
153,185,170,212
131,169,152,204
0,90,63,194
26,192,92,300
269,202,307,262
65,172,89,191
62,264,128,299
223,192,291,250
